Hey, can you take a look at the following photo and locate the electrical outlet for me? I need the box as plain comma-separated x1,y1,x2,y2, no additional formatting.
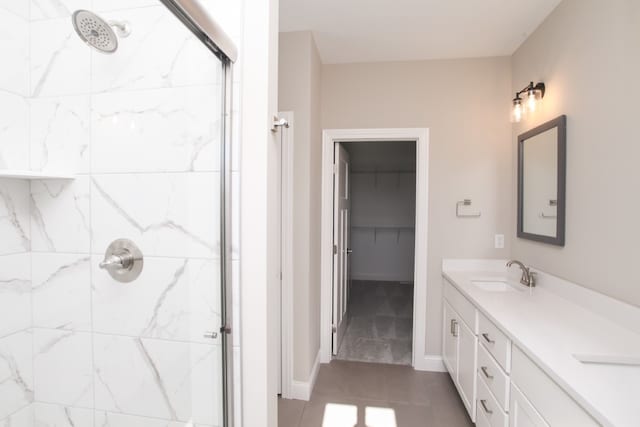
494,234,505,249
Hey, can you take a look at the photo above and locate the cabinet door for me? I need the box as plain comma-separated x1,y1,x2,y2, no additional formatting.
509,384,549,427
458,319,477,418
442,300,458,379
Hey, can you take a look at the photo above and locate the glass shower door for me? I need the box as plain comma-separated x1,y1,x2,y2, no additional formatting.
0,2,231,426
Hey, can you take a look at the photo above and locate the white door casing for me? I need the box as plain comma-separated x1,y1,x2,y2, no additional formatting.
332,144,351,355
278,112,294,398
320,128,434,370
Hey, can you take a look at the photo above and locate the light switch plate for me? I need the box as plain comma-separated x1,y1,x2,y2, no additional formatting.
494,234,505,249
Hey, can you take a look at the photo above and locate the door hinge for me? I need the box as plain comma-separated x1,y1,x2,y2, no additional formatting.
333,244,337,255
333,163,337,174
332,325,337,333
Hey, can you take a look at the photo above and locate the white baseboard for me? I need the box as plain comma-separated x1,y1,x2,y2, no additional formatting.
414,354,446,372
290,350,321,401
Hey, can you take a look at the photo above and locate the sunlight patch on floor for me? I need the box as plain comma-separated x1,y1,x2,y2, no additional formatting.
322,403,398,427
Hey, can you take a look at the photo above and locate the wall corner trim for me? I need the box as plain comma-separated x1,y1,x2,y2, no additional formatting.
290,350,321,401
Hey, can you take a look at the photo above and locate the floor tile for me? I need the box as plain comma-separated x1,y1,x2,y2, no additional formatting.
280,360,473,427
278,398,305,427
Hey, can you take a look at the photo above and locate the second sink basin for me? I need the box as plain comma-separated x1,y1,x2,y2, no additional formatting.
471,280,518,292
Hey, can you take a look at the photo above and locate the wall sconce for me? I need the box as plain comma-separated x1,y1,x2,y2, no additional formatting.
511,81,545,123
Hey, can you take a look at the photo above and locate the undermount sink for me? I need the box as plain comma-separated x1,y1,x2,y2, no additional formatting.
573,353,640,366
471,280,518,292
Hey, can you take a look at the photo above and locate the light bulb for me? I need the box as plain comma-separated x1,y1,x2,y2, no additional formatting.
527,89,537,113
511,98,523,123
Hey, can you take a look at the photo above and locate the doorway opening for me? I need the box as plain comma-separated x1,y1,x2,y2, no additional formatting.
321,128,429,370
334,141,417,364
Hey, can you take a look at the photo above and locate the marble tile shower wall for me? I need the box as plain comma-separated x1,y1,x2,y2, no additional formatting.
0,1,243,426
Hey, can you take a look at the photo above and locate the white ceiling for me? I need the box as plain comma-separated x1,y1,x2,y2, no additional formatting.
279,0,563,64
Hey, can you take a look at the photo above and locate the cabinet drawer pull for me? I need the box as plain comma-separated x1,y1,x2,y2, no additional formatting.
480,399,493,415
480,366,493,379
482,333,495,344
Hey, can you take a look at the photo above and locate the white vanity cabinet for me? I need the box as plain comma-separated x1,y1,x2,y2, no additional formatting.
443,276,602,427
443,281,478,421
510,346,599,427
509,383,549,427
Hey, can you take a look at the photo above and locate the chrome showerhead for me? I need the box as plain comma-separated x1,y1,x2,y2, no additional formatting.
72,10,130,54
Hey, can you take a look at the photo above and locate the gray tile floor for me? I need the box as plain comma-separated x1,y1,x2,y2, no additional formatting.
279,360,473,427
336,281,414,365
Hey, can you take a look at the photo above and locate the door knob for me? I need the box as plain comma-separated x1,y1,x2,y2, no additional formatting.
99,239,143,283
346,248,353,254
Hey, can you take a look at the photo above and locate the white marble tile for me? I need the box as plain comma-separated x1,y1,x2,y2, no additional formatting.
31,17,91,97
0,404,33,427
31,0,91,20
30,177,90,253
33,402,93,427
93,336,222,425
0,254,31,338
0,91,29,170
91,173,219,259
0,2,29,20
91,6,222,93
91,86,221,173
32,253,91,331
0,331,34,420
92,256,221,344
0,10,29,96
30,95,90,174
0,180,30,255
95,411,214,427
33,329,93,408
92,0,156,12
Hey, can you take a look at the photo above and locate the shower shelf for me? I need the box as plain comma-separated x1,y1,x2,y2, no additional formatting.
0,170,75,180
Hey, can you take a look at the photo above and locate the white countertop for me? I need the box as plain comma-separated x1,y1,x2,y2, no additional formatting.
443,268,640,427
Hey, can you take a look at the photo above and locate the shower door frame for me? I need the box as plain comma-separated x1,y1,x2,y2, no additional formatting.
158,1,237,426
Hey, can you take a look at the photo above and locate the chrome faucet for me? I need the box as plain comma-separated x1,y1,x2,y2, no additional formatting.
506,260,536,288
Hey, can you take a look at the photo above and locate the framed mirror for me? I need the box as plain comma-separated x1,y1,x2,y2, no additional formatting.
517,115,566,246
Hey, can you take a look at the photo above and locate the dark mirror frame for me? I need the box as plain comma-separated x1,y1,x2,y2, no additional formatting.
517,115,567,246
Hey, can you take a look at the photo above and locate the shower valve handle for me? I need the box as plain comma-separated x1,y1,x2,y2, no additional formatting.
99,239,144,283
99,251,133,271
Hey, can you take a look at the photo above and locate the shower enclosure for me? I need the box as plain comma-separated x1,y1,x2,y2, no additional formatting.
0,1,235,426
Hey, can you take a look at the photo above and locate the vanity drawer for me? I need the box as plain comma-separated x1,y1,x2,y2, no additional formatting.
475,401,493,427
478,341,509,411
478,313,511,373
444,279,477,332
511,346,599,427
477,374,508,427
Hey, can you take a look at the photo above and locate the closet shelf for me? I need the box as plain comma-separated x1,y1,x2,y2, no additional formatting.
351,170,416,174
352,225,415,230
0,170,75,180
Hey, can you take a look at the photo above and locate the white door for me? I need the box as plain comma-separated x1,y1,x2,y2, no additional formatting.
443,301,459,378
332,143,350,355
509,384,550,427
458,320,477,419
